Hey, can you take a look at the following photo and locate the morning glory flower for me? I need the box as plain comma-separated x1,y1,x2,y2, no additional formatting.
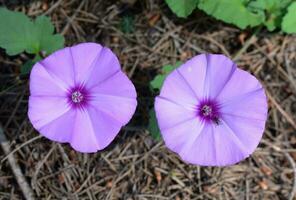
155,54,267,166
28,43,137,153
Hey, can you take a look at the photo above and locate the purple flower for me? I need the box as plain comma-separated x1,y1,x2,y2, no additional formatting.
155,54,267,166
28,43,137,153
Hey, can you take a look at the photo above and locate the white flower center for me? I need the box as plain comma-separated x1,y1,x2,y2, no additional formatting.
71,91,84,103
201,105,212,116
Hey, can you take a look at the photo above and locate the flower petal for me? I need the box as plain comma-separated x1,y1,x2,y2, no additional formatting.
160,118,204,157
178,123,217,166
30,62,68,96
84,47,120,89
158,69,199,107
89,70,136,98
84,105,124,150
40,47,76,88
220,88,267,120
28,96,70,130
70,43,103,84
38,109,76,143
204,54,236,99
70,108,101,152
177,54,207,99
155,96,197,130
88,94,137,125
210,123,249,166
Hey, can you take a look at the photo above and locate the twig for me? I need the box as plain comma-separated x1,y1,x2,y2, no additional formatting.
0,126,35,200
266,90,296,130
61,1,85,36
284,152,296,200
44,0,63,15
232,27,261,61
1,135,42,164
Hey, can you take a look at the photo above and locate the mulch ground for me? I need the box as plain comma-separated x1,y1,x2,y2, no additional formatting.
0,0,295,199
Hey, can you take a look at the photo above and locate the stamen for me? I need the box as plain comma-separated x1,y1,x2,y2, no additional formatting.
71,91,84,103
201,105,212,116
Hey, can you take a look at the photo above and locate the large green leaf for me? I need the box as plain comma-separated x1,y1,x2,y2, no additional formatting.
198,0,264,29
0,8,64,56
248,0,293,31
165,0,198,18
0,8,35,55
282,2,296,33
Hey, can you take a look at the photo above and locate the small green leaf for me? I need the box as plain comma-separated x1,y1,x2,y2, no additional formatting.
197,0,264,29
120,15,134,33
0,8,64,56
282,2,296,33
20,54,42,74
150,61,182,90
148,109,162,141
165,0,198,18
21,60,35,75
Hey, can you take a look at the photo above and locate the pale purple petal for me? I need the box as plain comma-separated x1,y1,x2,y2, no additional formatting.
159,69,199,107
70,109,101,152
84,47,120,90
88,94,137,125
89,70,136,98
70,43,103,84
204,54,236,99
177,54,207,99
40,47,76,88
155,97,197,130
38,109,76,143
83,105,123,150
29,63,68,96
28,96,70,129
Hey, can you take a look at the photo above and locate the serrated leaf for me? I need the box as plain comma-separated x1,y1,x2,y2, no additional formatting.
150,61,182,90
0,8,64,56
197,0,264,29
148,109,162,141
165,0,198,18
282,2,296,33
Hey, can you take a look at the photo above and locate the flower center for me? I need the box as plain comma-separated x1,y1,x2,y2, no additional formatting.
201,105,212,116
71,91,84,103
197,100,221,125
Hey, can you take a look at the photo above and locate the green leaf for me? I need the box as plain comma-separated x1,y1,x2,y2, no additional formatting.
197,0,264,29
282,2,296,33
248,0,293,31
0,8,64,56
20,54,42,74
165,0,198,18
21,60,35,75
148,109,162,141
120,15,134,33
0,8,35,55
150,61,182,90
34,16,64,55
